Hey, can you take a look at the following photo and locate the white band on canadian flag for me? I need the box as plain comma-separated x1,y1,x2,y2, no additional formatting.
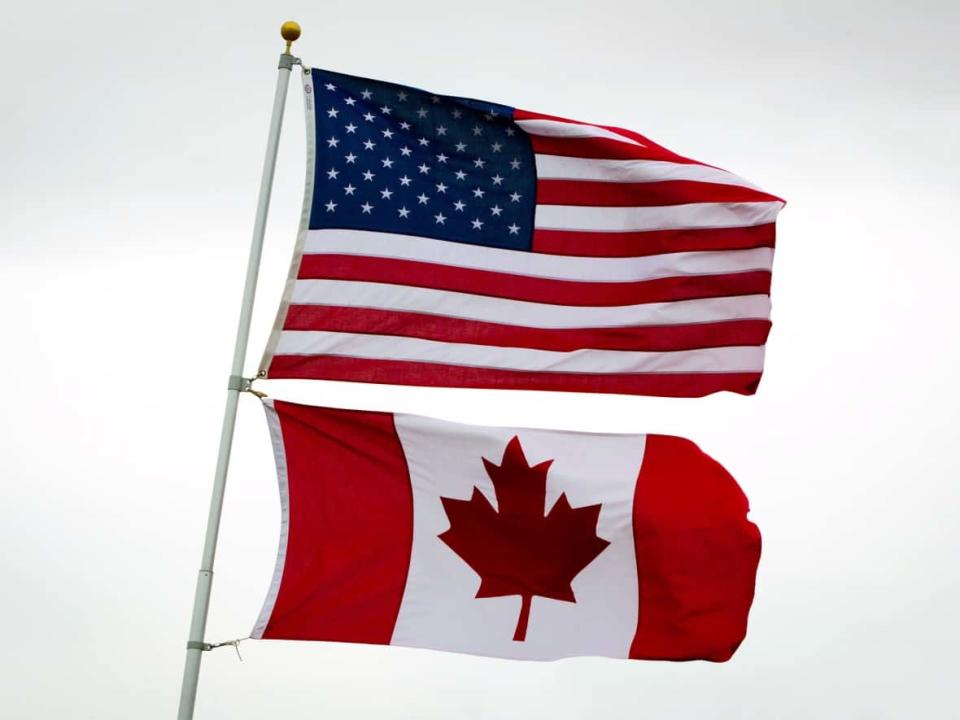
390,413,644,659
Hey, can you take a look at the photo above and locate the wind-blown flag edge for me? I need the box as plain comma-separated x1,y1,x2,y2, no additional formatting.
252,398,762,662
259,67,785,397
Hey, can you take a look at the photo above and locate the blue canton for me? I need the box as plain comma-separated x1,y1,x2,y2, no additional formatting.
307,67,536,252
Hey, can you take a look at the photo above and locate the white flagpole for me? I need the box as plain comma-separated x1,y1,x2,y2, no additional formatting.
177,21,302,720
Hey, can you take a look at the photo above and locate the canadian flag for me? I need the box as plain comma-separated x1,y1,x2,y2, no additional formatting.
253,400,761,662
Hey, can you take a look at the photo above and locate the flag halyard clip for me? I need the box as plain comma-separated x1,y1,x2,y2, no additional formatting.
227,375,268,399
186,637,247,661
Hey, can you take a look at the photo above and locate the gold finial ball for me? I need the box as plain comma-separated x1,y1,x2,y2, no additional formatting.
281,21,301,43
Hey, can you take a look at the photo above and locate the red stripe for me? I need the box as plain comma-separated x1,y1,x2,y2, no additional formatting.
533,223,776,258
297,255,770,307
282,306,772,352
528,134,703,162
516,109,785,205
515,108,697,164
536,179,781,207
630,435,761,661
267,355,762,397
261,402,413,643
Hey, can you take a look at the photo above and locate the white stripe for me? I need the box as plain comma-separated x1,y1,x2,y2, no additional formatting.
274,331,765,374
289,280,770,328
302,229,774,283
516,119,645,148
535,154,761,189
536,201,782,233
251,399,291,640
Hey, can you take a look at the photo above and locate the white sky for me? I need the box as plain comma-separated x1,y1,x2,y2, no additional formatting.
2,1,958,717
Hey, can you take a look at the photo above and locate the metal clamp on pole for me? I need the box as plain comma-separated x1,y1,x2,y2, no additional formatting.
227,375,268,398
279,53,302,70
186,638,246,662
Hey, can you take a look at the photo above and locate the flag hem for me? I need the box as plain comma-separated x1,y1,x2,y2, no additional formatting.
259,69,318,376
251,399,292,639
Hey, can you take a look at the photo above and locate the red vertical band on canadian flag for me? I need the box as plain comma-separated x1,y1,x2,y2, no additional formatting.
253,400,413,642
253,400,760,662
630,435,761,661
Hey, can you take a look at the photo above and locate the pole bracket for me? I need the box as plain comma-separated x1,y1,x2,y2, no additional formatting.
186,638,246,661
278,53,302,70
227,375,268,398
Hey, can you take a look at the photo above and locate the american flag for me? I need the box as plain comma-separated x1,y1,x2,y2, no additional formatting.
259,67,784,397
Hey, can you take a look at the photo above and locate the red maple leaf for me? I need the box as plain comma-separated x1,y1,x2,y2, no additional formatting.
438,436,610,642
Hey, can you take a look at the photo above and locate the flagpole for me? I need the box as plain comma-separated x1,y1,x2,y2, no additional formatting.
177,21,301,720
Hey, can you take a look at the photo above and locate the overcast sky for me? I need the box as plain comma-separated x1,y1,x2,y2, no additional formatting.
2,1,959,717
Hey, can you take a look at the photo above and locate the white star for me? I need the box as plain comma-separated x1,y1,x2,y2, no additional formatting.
400,121,411,130
326,168,339,180
472,187,485,198
344,184,356,195
344,97,356,106
455,142,467,152
360,202,373,214
472,125,483,136
361,89,373,100
491,142,502,152
471,218,484,229
400,146,412,157
418,137,430,147
452,108,463,119
381,157,394,168
397,91,408,102
362,170,375,181
345,123,357,134
508,223,520,235
491,174,503,185
437,125,448,136
436,153,448,163
418,163,430,174
345,153,357,164
380,105,392,115
327,137,339,148
510,158,521,170
453,200,466,211
490,205,503,216
505,126,516,136
430,95,440,104
417,193,430,205
398,206,410,218
325,200,337,212
454,170,467,180
362,139,376,151
509,191,522,202
363,112,375,122
382,128,395,139
380,188,394,199
327,107,339,118
324,83,336,91
434,212,447,225
399,175,412,186
473,158,486,168
416,108,428,118
483,112,494,121
435,182,448,193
